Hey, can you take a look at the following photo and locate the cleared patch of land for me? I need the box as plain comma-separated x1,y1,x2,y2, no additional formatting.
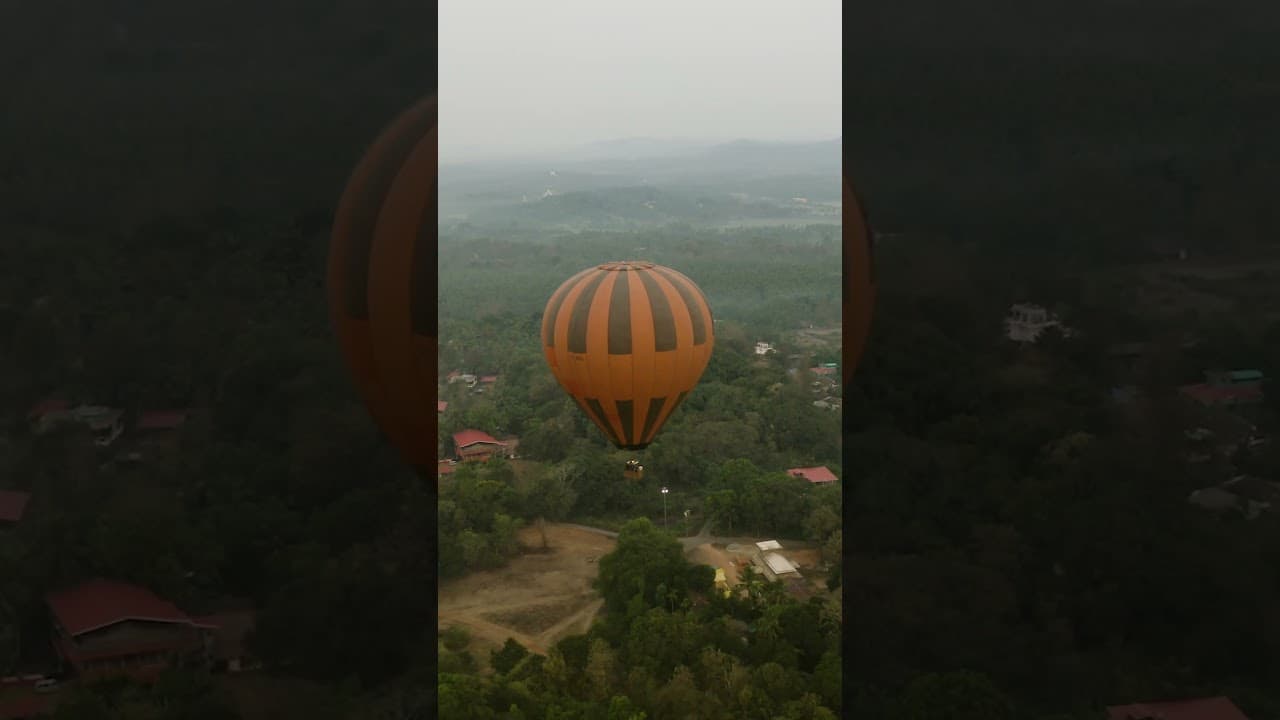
438,523,614,669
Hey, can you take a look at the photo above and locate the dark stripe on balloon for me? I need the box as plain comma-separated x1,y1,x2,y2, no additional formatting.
607,271,632,354
410,182,437,337
652,267,708,346
640,397,666,444
585,397,622,446
636,269,676,352
542,272,584,347
343,109,436,319
616,399,634,445
567,272,608,354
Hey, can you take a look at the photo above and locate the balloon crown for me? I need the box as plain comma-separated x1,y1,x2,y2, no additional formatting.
597,261,655,271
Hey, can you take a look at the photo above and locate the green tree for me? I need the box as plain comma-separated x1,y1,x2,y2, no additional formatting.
491,638,531,675
893,671,1016,720
442,625,471,653
585,638,619,702
595,518,696,612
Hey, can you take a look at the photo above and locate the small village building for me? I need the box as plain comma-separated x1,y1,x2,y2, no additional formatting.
438,400,449,414
1105,696,1249,720
762,553,799,580
1189,486,1243,513
46,580,217,683
1223,475,1280,506
191,609,258,673
447,371,478,387
133,410,189,457
137,410,187,433
754,342,777,356
788,466,838,485
0,490,31,526
751,541,802,582
1179,370,1266,408
1004,303,1073,344
452,429,508,463
27,399,69,433
30,404,125,447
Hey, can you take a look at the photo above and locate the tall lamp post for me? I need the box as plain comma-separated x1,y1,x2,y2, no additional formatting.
661,486,669,529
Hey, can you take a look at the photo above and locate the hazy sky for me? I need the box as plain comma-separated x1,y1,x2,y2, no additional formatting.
439,0,841,163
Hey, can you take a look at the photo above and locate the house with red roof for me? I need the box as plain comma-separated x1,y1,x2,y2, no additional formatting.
453,429,508,463
1179,383,1263,407
46,579,216,682
128,409,191,461
28,403,124,447
26,398,68,429
1106,696,1249,720
787,466,838,485
136,410,188,432
438,400,449,414
1180,369,1266,408
0,490,31,526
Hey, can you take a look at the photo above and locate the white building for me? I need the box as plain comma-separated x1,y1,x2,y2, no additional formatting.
1004,303,1073,344
764,553,798,577
754,341,777,356
751,541,801,581
32,404,124,447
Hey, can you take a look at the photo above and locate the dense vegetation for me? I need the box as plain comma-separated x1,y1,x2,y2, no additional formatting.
438,519,842,720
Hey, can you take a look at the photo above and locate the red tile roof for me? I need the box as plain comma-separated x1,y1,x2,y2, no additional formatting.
480,375,498,383
136,410,188,431
438,460,457,475
27,398,68,419
1106,696,1249,720
0,490,30,523
1179,383,1263,405
438,400,449,413
453,429,504,449
47,579,192,636
788,466,838,484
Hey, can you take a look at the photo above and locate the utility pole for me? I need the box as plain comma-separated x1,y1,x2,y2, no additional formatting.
661,486,669,529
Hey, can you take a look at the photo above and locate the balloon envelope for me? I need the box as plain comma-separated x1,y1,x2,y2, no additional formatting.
542,261,714,450
327,96,438,472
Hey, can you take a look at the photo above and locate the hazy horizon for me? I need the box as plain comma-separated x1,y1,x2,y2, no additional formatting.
439,0,841,164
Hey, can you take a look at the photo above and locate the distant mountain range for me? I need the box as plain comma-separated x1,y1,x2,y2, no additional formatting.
438,137,841,227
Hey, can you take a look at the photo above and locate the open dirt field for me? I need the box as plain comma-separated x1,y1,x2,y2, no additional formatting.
687,544,742,587
785,548,824,570
438,524,614,666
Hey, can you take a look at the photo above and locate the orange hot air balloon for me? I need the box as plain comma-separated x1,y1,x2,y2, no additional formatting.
327,95,437,473
542,261,714,450
843,173,876,387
